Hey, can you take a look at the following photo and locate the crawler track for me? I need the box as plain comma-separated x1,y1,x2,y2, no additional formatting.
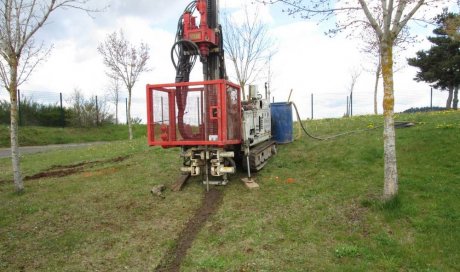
246,140,276,171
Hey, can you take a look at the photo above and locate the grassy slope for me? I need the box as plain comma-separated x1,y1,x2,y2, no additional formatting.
0,111,459,271
0,124,147,147
184,111,460,271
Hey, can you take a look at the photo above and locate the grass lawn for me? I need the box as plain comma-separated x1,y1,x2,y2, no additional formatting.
0,124,147,147
0,111,459,271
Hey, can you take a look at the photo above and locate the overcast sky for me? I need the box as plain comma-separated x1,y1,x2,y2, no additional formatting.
2,0,458,121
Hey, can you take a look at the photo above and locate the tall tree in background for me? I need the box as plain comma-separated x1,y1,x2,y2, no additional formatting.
347,67,361,117
261,0,454,200
223,5,275,100
444,12,460,41
67,88,113,127
408,11,460,110
98,30,149,140
0,0,95,193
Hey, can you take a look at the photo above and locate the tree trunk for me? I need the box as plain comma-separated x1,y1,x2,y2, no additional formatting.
374,63,381,115
115,99,118,125
8,59,24,193
240,84,246,101
446,87,453,109
381,41,398,200
128,89,133,140
453,85,458,110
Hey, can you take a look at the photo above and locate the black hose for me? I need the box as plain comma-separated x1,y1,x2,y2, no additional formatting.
291,102,410,141
170,39,199,72
227,157,236,169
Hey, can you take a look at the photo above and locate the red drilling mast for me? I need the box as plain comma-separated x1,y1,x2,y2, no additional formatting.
146,1,275,188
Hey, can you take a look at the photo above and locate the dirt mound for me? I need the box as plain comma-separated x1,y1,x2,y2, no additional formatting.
155,188,223,272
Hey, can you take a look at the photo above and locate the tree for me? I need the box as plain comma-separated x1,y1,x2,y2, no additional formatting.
261,0,454,200
106,76,121,124
98,30,149,140
0,0,95,193
223,5,275,100
445,4,460,40
359,28,383,115
67,88,113,127
408,11,460,110
370,57,383,115
347,67,361,117
359,26,408,115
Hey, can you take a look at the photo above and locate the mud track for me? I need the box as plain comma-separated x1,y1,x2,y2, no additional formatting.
155,188,223,272
23,156,129,181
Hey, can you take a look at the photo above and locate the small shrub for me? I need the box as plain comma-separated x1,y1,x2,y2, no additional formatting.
334,245,360,258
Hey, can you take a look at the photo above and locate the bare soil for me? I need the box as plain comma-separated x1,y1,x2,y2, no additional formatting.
155,188,223,272
23,156,129,181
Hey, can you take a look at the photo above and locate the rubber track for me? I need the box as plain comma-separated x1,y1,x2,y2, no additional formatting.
247,140,276,171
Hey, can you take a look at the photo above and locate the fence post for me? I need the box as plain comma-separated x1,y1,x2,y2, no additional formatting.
95,95,99,126
125,97,128,125
17,89,22,126
346,96,349,117
161,96,164,124
350,91,353,117
60,92,64,127
430,88,433,111
311,93,314,120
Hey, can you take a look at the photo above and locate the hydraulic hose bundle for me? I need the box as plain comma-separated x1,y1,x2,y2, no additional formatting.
170,0,226,140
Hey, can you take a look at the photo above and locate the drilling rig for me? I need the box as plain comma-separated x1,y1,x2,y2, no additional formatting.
146,0,276,187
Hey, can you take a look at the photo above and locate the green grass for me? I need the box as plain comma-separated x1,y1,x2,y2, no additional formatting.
0,124,147,147
0,111,459,271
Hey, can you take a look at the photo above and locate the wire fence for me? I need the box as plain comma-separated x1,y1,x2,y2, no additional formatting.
0,87,452,126
272,88,450,119
0,89,143,127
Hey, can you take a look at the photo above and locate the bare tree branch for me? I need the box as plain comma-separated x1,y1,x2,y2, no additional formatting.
106,74,121,124
98,29,150,140
223,5,276,99
0,0,100,193
260,0,361,20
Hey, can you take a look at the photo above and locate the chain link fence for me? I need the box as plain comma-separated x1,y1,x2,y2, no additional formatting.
0,87,452,127
0,89,141,127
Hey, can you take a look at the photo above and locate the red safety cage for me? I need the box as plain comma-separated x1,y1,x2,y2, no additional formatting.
146,80,242,147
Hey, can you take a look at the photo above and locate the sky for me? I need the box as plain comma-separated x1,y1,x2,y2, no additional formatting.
1,0,458,122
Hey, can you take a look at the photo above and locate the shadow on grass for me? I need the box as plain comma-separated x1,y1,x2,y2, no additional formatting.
360,195,401,211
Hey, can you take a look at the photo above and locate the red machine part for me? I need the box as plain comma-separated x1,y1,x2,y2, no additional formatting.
182,0,217,57
146,80,242,147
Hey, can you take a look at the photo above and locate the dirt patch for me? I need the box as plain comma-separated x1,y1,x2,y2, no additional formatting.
24,167,84,181
345,202,370,237
155,188,223,272
47,156,128,171
24,156,129,181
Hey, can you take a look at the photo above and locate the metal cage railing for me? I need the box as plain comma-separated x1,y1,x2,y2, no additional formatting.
146,80,242,147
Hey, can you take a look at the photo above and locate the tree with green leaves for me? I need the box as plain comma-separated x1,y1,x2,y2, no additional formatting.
408,11,460,110
260,0,455,200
